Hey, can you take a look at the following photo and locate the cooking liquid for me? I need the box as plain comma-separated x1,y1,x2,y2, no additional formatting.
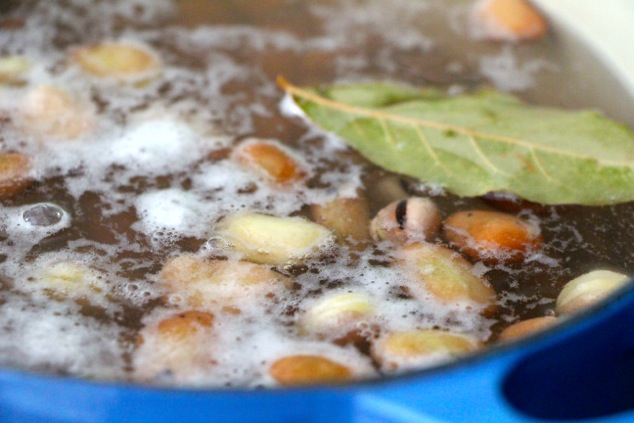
0,0,633,386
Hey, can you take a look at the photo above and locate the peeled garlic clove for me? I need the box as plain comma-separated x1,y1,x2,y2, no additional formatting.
0,55,30,85
443,210,542,264
400,242,496,311
371,329,481,372
232,138,306,185
19,85,95,140
0,153,33,199
159,255,292,307
299,292,375,341
71,41,161,82
557,270,630,315
311,195,371,243
370,197,441,244
498,316,558,342
268,354,352,386
219,213,333,265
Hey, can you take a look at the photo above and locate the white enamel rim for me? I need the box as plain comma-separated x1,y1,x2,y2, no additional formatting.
532,0,634,99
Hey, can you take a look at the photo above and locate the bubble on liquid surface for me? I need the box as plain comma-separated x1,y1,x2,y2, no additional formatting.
23,203,66,227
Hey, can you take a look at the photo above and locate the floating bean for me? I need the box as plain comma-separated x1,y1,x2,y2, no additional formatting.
0,153,33,199
311,194,371,243
557,270,630,315
233,139,306,185
219,213,333,265
371,197,441,244
473,0,548,41
72,41,161,82
134,310,216,384
268,355,352,386
371,329,481,372
498,316,557,342
443,210,542,264
400,242,496,312
19,85,95,140
0,55,30,85
159,255,292,308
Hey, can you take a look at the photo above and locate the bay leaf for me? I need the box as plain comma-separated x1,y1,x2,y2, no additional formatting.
279,78,634,205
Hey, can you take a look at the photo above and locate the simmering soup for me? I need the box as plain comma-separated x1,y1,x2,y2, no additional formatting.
0,0,632,387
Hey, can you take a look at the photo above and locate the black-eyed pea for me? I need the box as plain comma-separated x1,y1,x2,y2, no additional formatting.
0,55,30,85
19,85,95,140
71,41,161,82
268,355,352,386
133,310,216,384
232,139,306,185
311,194,371,243
400,243,496,314
299,292,377,345
371,329,481,372
218,213,333,265
498,316,558,342
370,197,441,244
0,153,33,199
159,255,293,308
443,210,542,264
557,270,630,315
472,0,548,41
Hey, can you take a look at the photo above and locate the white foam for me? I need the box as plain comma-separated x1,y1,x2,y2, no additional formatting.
133,188,210,242
0,0,587,388
0,296,124,380
110,120,195,169
479,46,557,92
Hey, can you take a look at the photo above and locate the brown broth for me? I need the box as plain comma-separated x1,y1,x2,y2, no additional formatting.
0,0,632,386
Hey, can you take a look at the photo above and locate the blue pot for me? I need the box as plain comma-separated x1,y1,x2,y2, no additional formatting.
1,283,633,423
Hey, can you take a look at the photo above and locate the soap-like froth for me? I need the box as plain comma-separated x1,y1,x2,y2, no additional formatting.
107,119,204,172
134,189,210,241
0,0,566,387
0,296,124,380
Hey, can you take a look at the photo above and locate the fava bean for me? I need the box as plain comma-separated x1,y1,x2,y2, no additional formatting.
498,316,558,342
473,0,548,41
311,194,371,243
400,242,496,312
134,310,216,383
160,255,292,308
371,329,481,372
0,153,33,199
443,210,542,264
268,355,352,386
233,139,306,185
72,41,161,82
19,85,95,140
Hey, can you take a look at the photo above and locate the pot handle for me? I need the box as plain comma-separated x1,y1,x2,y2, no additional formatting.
353,285,634,423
